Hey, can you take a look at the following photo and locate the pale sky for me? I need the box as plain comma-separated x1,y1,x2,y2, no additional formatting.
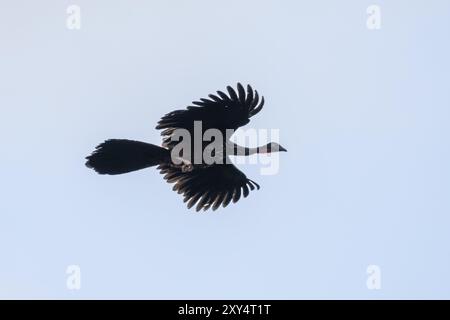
1,0,449,299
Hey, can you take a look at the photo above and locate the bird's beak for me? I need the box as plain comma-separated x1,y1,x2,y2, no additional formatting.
279,146,287,152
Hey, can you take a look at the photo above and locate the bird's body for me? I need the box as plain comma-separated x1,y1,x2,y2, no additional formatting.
86,83,286,211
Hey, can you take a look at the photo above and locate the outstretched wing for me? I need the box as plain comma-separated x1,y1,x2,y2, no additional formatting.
158,161,260,212
156,83,264,148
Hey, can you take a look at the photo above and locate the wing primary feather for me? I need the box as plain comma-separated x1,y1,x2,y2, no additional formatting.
250,90,260,109
212,192,225,211
196,191,212,212
217,90,230,102
222,191,233,208
245,85,254,106
227,86,238,101
237,83,246,104
248,179,260,190
200,98,214,104
250,96,264,116
187,192,203,209
242,184,250,198
233,187,241,203
208,94,222,102
203,201,213,211
192,100,207,106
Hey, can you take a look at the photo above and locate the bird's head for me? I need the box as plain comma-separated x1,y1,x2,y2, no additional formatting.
259,142,287,153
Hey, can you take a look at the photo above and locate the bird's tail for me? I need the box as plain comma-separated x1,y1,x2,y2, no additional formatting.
85,139,170,175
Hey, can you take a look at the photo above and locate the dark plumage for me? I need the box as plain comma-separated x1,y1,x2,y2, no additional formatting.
86,83,286,211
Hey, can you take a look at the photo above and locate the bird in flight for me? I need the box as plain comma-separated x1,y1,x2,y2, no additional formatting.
86,83,287,211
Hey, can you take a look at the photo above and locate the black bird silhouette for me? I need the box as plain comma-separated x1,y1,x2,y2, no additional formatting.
86,83,287,211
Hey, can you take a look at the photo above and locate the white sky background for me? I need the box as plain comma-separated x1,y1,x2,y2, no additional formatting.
0,0,449,298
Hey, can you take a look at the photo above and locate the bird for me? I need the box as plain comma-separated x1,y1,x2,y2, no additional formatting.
85,83,287,211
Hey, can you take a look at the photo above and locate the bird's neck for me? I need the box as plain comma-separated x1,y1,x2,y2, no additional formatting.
229,142,266,156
